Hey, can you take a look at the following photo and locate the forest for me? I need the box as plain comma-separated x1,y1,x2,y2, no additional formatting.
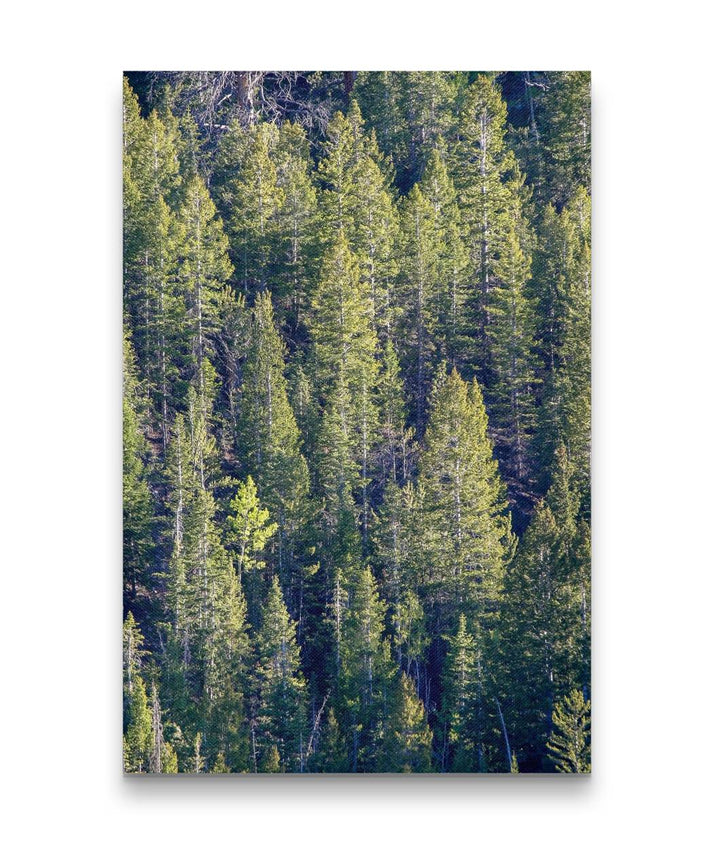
122,70,591,774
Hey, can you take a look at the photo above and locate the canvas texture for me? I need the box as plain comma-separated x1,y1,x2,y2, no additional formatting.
123,71,591,774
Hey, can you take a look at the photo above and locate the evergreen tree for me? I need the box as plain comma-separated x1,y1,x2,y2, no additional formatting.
485,205,537,492
123,83,186,446
376,338,412,487
223,123,283,293
255,577,308,772
533,186,591,503
226,475,278,624
535,72,591,209
316,104,399,339
336,566,395,772
308,232,379,541
417,368,511,635
397,184,441,426
274,121,318,333
441,614,484,772
124,674,153,773
236,291,311,592
546,689,591,773
419,149,471,369
177,172,233,383
380,673,433,773
123,333,154,608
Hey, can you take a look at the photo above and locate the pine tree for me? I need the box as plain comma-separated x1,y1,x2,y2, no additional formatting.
419,149,471,369
124,674,153,773
441,614,484,772
380,673,433,772
336,566,395,772
535,72,591,209
497,501,566,768
485,205,537,491
177,172,233,383
123,85,186,446
308,232,379,541
236,291,310,591
255,577,308,772
316,103,399,339
226,475,278,625
451,75,513,296
533,186,591,503
397,184,441,426
417,367,511,635
223,123,283,293
376,338,412,487
546,689,591,773
274,121,318,333
355,72,462,192
123,332,154,608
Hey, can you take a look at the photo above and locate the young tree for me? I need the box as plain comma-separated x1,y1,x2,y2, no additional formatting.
226,475,278,624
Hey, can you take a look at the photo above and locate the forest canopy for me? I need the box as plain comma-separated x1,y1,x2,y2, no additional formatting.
122,70,591,774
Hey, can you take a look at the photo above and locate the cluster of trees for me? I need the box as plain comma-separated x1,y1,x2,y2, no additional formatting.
123,70,591,774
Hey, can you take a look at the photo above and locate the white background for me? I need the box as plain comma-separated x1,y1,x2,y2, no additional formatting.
2,2,718,853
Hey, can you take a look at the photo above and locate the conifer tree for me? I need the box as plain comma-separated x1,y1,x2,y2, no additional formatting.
226,475,278,624
546,689,591,773
441,614,484,772
485,210,537,489
316,104,399,338
497,501,566,767
417,368,511,635
535,72,591,209
124,674,153,772
533,186,591,502
308,232,379,540
236,291,310,590
255,577,308,772
451,76,513,295
419,149,471,368
376,338,412,487
123,333,154,607
223,123,283,293
381,673,433,772
336,566,395,772
397,184,441,426
177,172,233,383
274,121,318,332
123,84,186,446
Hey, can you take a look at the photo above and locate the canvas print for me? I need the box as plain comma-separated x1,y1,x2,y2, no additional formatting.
123,71,591,774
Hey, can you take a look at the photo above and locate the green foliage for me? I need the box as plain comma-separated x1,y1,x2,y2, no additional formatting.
122,73,591,774
236,291,310,591
255,577,308,772
418,368,510,632
441,614,483,772
546,689,591,773
381,674,433,773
